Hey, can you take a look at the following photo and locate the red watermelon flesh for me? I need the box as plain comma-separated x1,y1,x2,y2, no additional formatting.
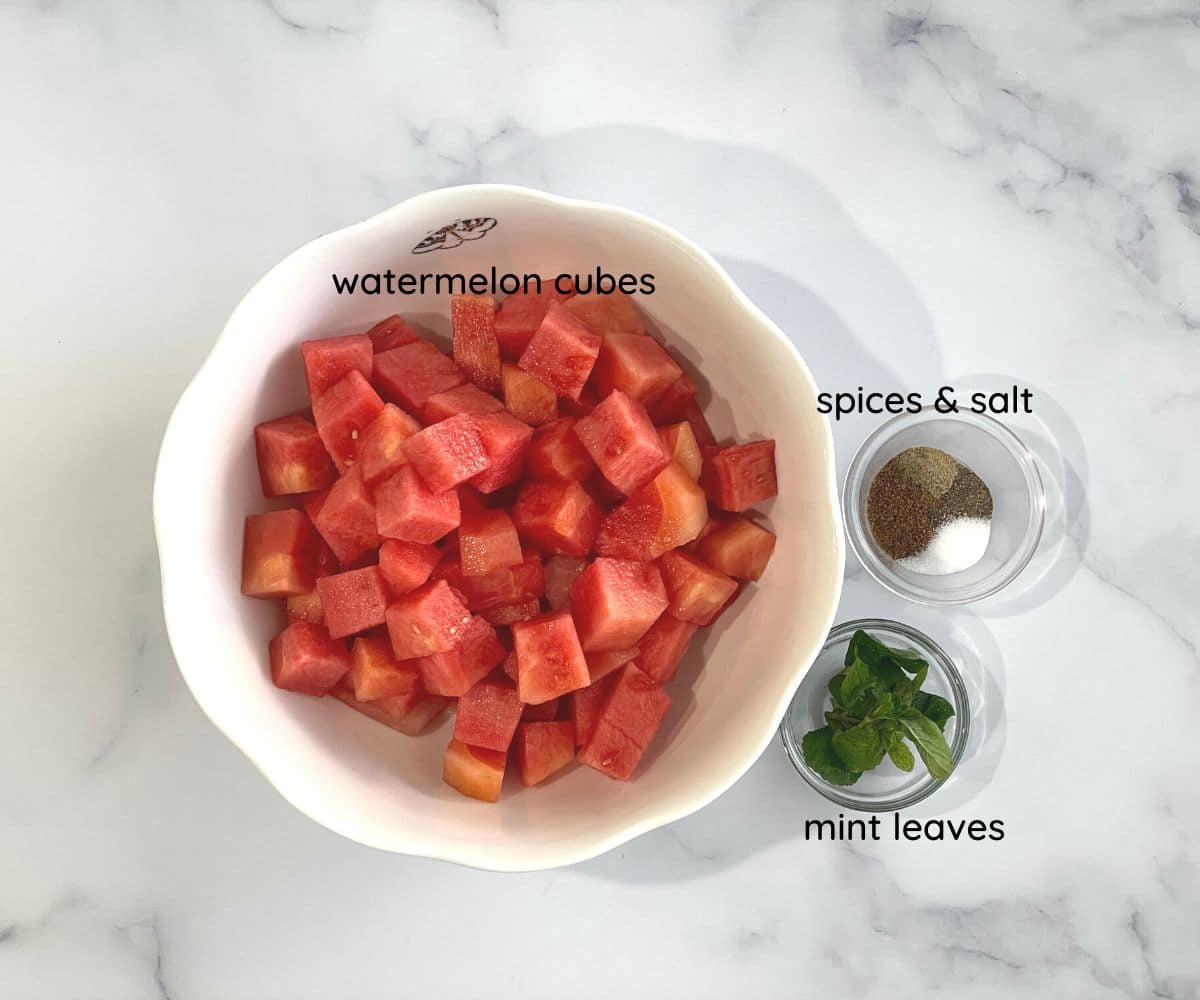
683,400,717,447
309,465,379,565
332,680,446,735
242,508,324,599
517,300,601,402
657,421,703,480
563,291,645,337
443,740,506,802
379,538,441,595
658,550,738,626
570,557,668,652
450,294,502,393
254,414,336,497
569,673,618,747
511,480,602,557
481,599,541,626
594,461,708,560
494,286,573,358
311,370,385,473
453,675,523,751
543,554,587,611
525,418,595,482
301,333,373,400
470,411,534,493
502,363,558,426
585,647,640,683
434,552,544,612
375,464,461,544
695,514,776,581
515,721,575,786
578,663,671,780
573,390,668,496
636,614,698,684
521,698,560,722
359,403,421,485
459,508,522,576
364,315,418,353
406,413,491,494
385,579,472,659
373,341,466,413
648,371,699,424
348,634,421,703
315,565,390,639
701,440,778,512
591,333,683,407
512,611,590,705
423,383,504,423
286,590,324,625
414,613,505,696
269,622,351,696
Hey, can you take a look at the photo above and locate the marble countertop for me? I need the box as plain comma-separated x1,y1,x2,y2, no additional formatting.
2,2,1197,997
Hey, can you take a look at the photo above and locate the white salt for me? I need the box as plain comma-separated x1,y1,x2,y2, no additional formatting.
898,517,991,576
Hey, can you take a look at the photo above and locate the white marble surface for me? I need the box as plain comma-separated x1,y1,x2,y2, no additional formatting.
2,1,1197,996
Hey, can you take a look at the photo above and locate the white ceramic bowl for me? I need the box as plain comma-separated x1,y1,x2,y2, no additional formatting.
154,184,844,871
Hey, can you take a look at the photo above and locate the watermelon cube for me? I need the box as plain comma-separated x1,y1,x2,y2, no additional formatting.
591,333,682,407
385,579,473,659
521,698,560,722
375,464,461,544
379,538,441,595
453,675,523,751
348,633,421,702
658,550,738,625
312,464,380,565
470,411,534,493
502,363,557,426
394,693,453,735
648,371,699,424
373,341,466,413
458,508,522,576
406,414,491,493
443,740,506,802
594,461,708,560
573,390,669,495
695,514,777,581
701,440,778,512
570,557,668,652
434,553,544,612
657,421,702,480
423,383,504,423
311,370,386,473
512,611,590,705
511,480,602,557
480,599,541,626
415,613,505,696
543,554,587,611
359,403,421,485
569,673,618,747
558,383,599,419
683,400,717,447
301,333,372,400
254,414,336,497
241,509,324,598
332,680,448,735
269,622,351,696
585,647,640,683
450,294,502,393
494,285,572,358
563,291,645,337
579,663,671,780
364,315,418,353
517,300,601,402
525,418,595,482
636,613,698,684
316,565,390,639
501,649,518,682
514,721,575,786
286,590,324,625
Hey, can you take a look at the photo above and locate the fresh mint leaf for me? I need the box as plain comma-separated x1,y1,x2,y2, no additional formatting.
911,691,956,730
847,629,928,675
838,656,875,709
898,664,928,706
899,712,954,780
801,726,862,786
831,721,888,772
887,732,915,772
864,691,896,721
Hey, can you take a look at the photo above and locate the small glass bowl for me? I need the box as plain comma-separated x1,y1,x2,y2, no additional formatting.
780,619,969,812
843,408,1045,605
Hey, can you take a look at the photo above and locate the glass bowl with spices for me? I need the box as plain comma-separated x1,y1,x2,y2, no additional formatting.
843,408,1045,605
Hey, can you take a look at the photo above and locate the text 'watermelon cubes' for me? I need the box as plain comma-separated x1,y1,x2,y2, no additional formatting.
695,514,777,581
515,722,575,786
242,509,325,599
636,613,698,684
316,565,390,639
373,341,465,413
349,634,421,703
701,440,778,512
570,557,668,652
359,403,421,485
443,740,506,802
512,611,590,705
502,363,557,426
470,411,534,493
254,414,336,497
301,333,372,400
450,294,502,393
512,480,602,557
459,508,522,577
517,300,601,402
592,333,683,407
658,550,738,625
414,614,505,696
375,464,461,544
385,579,473,659
364,314,418,353
564,291,644,337
406,413,491,494
269,622,351,696
453,676,523,752
595,461,708,560
423,383,504,423
313,464,380,566
312,370,386,473
578,663,671,780
525,418,595,482
378,538,441,595
573,390,668,496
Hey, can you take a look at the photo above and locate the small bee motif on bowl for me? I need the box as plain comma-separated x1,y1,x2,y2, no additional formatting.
412,217,498,254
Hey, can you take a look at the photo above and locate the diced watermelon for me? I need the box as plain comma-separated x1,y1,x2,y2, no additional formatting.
378,538,441,595
364,315,418,353
657,421,702,480
636,614,698,684
525,418,595,482
573,390,668,495
301,487,330,522
570,557,668,652
648,371,699,424
405,413,491,493
453,675,523,751
443,740,506,802
578,663,670,780
385,579,473,659
315,565,390,639
658,550,738,626
543,554,587,611
311,370,386,473
502,363,557,426
501,649,517,681
558,383,599,419
563,291,645,337
569,673,618,747
312,464,380,565
458,508,522,576
254,414,336,497
359,403,421,484
481,600,541,626
301,333,373,400
695,514,777,581
414,614,505,696
494,285,573,358
585,647,640,683
373,341,466,413
512,611,590,705
469,411,534,493
269,622,351,696
348,633,421,703
521,698,560,722
514,721,575,786
700,440,778,511
450,294,501,393
583,470,625,510
241,509,324,598
422,383,505,423
434,553,544,612
517,300,601,402
591,333,682,406
683,401,717,447
332,680,448,735
511,480,602,557
375,464,461,544
286,590,324,625
594,461,708,560
394,693,452,735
